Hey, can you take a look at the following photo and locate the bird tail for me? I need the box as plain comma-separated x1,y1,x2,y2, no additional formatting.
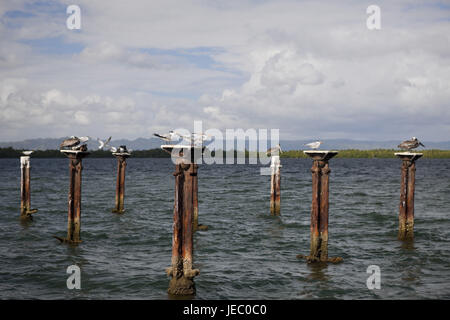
153,133,164,139
419,142,425,147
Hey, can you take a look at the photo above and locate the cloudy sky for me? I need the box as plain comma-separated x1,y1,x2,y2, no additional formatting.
0,0,449,142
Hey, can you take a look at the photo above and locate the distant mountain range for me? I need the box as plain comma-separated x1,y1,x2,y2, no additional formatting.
1,137,449,151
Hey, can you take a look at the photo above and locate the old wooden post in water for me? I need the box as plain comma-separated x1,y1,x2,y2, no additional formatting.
270,155,282,215
163,144,203,296
55,150,89,244
298,150,342,263
395,152,422,240
111,151,130,214
20,154,38,219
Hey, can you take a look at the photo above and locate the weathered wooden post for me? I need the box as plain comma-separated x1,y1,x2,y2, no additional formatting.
297,150,342,263
270,155,282,215
111,151,130,214
395,152,422,240
192,165,208,232
163,145,203,296
54,150,89,244
20,154,38,219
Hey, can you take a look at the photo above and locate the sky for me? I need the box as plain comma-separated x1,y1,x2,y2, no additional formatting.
0,0,449,142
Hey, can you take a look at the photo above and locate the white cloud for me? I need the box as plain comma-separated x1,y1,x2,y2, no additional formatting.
0,0,449,141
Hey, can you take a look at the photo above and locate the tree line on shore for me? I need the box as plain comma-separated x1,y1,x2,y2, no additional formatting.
1,147,450,159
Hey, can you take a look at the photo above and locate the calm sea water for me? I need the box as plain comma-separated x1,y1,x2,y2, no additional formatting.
0,158,449,299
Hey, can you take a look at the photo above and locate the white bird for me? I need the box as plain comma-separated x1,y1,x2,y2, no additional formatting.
266,144,282,156
22,150,34,156
305,141,322,150
153,131,179,142
110,146,117,153
97,137,112,150
176,132,212,146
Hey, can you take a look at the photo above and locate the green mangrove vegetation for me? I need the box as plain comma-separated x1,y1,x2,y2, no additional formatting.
0,147,449,159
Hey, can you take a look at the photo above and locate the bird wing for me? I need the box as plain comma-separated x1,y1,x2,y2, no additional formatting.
153,133,169,141
398,140,413,149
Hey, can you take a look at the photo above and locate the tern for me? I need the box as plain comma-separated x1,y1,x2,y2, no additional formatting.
97,137,112,150
153,131,179,142
176,132,212,146
398,137,425,151
304,141,322,150
266,144,282,156
22,150,34,156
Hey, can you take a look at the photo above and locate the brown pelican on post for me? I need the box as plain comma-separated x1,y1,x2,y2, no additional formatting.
59,136,89,150
398,137,425,151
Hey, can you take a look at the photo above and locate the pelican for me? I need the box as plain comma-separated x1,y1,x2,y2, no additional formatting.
97,137,111,150
60,136,90,150
153,131,179,142
398,137,425,151
60,136,80,149
266,144,282,156
22,150,34,156
305,141,322,150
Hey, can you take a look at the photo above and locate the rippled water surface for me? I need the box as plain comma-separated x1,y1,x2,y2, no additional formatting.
0,158,449,299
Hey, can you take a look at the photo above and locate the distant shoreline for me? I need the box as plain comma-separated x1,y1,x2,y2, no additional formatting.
1,147,449,158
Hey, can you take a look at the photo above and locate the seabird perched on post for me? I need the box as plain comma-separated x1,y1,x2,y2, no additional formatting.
398,137,425,151
304,141,322,150
153,131,179,142
97,136,112,150
22,150,34,156
176,132,212,146
118,145,128,153
266,144,282,156
59,136,89,150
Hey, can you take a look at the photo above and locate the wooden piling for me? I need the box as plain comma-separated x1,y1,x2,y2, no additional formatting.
54,150,89,245
20,156,37,219
270,155,281,215
395,152,422,240
112,153,130,214
192,164,208,232
297,150,342,263
163,145,203,296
